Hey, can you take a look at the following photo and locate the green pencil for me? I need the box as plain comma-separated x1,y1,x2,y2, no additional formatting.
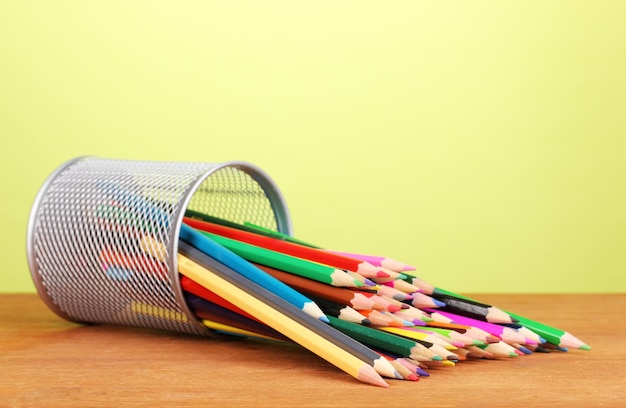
402,274,590,351
421,326,486,347
198,231,366,288
185,209,318,247
242,221,321,248
505,311,591,350
326,316,443,362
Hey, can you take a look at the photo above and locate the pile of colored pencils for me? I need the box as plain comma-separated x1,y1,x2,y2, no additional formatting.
146,210,591,387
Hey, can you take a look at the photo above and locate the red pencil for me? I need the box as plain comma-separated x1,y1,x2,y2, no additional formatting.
183,217,389,279
180,275,261,323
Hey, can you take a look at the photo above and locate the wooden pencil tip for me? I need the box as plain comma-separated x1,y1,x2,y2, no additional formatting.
358,365,389,388
373,358,402,379
407,373,420,382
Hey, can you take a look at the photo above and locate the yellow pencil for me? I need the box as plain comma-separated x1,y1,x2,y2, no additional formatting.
177,251,389,387
201,319,285,342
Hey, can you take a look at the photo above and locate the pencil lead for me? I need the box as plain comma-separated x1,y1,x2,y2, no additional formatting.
415,367,429,377
433,298,446,308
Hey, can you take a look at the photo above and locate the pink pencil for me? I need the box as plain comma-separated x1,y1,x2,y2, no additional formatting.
326,250,416,272
425,309,536,346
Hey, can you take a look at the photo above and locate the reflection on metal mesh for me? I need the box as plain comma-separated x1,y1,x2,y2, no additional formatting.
27,157,291,336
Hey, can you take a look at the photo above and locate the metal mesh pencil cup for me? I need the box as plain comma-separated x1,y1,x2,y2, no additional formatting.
26,157,292,336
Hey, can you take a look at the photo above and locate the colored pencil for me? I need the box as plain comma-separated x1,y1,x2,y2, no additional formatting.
185,209,318,247
130,301,189,323
404,328,468,348
394,304,432,322
99,249,168,280
325,250,416,272
325,316,443,363
426,309,530,345
254,263,379,311
391,311,427,327
181,275,261,323
178,240,396,384
380,279,420,294
377,285,413,302
424,320,501,344
387,359,420,381
410,280,589,349
454,347,489,360
368,268,407,282
396,357,430,377
506,311,591,350
404,275,436,295
242,221,321,248
377,295,410,312
424,326,487,347
185,292,290,342
178,224,329,322
183,217,388,279
307,295,372,326
516,326,546,345
408,292,447,309
430,289,517,324
96,181,590,382
379,327,459,351
418,359,456,368
201,319,287,342
358,310,403,327
382,311,416,327
480,341,524,358
192,229,366,288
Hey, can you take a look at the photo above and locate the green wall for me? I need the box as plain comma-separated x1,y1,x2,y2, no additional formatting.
2,1,625,293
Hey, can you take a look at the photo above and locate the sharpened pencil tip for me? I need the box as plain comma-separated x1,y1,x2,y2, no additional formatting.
580,344,591,351
433,298,446,308
364,278,377,286
358,365,389,388
373,358,402,380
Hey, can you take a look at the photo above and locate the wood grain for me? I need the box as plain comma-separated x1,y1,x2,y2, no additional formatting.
1,293,624,407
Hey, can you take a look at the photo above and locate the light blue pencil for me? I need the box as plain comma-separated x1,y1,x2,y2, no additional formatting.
97,179,328,323
179,223,329,323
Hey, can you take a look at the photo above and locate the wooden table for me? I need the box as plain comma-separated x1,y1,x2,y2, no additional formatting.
1,293,624,407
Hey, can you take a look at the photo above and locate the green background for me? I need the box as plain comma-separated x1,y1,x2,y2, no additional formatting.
2,1,625,293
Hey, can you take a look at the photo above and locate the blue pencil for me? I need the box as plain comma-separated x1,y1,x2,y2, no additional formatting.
97,179,327,323
179,223,329,323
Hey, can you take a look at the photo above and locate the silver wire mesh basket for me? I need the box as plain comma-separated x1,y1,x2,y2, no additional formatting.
26,157,292,336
